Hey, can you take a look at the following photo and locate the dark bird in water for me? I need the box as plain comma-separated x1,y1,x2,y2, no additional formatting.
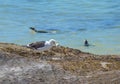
84,40,89,46
30,27,48,33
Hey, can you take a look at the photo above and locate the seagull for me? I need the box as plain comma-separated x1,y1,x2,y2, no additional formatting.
27,39,58,51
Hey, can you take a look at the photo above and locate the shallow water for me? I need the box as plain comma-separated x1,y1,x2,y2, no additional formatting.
0,0,120,55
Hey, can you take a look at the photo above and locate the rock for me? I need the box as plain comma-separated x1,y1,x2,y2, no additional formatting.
0,43,120,83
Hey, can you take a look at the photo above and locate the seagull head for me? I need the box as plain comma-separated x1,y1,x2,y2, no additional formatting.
49,39,59,46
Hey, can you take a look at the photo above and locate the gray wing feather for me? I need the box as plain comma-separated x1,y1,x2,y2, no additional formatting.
29,41,45,49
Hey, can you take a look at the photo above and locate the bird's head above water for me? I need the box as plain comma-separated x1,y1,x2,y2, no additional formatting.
30,27,36,31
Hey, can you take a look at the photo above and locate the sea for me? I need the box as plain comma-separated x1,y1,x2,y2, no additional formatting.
0,0,120,55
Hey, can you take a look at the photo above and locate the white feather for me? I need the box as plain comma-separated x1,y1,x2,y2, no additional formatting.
37,39,58,51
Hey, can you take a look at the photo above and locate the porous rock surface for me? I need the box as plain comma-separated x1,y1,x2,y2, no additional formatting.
0,43,120,84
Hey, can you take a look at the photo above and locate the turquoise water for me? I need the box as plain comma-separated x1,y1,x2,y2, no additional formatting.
0,0,120,55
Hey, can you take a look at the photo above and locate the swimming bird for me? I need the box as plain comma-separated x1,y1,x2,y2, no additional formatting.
27,39,58,51
84,40,89,46
30,27,48,33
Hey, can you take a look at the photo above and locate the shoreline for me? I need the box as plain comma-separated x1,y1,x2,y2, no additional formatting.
2,41,120,56
72,46,120,56
0,42,120,83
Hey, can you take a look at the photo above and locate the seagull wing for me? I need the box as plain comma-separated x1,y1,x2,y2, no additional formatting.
29,41,45,49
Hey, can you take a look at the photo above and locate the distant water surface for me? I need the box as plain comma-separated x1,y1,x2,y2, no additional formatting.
0,0,120,55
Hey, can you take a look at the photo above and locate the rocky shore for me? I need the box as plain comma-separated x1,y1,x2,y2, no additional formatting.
0,42,120,84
